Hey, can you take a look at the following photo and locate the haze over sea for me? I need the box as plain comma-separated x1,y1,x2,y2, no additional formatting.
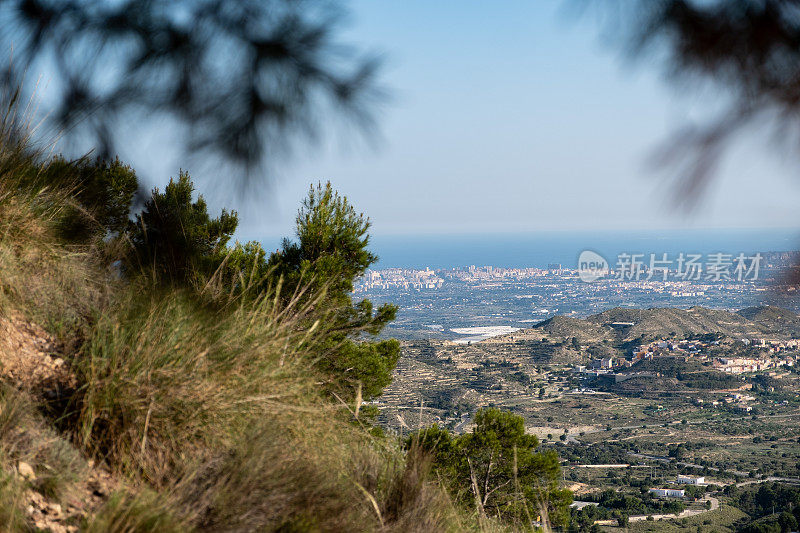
363,229,800,270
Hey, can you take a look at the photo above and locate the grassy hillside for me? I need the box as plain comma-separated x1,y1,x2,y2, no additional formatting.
0,105,577,531
0,125,491,532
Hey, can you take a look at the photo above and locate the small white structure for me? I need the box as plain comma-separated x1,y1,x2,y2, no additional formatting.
649,488,685,498
677,475,705,485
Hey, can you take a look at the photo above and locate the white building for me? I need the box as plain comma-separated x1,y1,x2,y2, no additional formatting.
677,475,704,485
649,488,685,498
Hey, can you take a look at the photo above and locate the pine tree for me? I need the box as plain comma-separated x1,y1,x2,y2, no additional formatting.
269,182,399,401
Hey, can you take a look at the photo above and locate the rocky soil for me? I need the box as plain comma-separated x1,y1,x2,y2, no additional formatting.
0,314,116,532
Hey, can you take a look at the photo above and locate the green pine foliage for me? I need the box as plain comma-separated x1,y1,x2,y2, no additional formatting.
272,181,378,302
409,408,572,528
126,177,400,403
269,182,400,401
127,171,238,284
0,102,568,528
3,152,139,242
41,156,139,241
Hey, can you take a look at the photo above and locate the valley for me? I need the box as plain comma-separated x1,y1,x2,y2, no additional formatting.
376,305,800,529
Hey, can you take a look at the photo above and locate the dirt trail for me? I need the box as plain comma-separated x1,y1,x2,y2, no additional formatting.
0,314,117,532
594,497,719,526
0,313,75,391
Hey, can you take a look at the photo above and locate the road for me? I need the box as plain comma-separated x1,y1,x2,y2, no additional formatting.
628,452,751,477
736,476,800,487
594,497,719,526
453,413,471,433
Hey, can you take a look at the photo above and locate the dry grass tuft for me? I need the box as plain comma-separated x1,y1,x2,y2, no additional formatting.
0,93,498,532
84,489,187,533
0,384,88,504
70,281,327,485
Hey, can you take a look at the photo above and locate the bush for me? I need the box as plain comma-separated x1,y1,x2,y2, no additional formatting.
39,156,138,241
70,282,322,483
2,147,138,243
127,172,237,284
268,182,400,401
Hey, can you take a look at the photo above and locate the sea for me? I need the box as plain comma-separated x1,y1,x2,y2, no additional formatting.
257,228,800,341
365,228,800,270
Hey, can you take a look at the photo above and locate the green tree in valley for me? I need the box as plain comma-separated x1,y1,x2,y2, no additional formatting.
410,408,572,527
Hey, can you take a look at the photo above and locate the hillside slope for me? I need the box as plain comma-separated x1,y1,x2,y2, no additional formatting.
533,315,612,342
737,305,800,335
0,147,473,532
520,305,800,343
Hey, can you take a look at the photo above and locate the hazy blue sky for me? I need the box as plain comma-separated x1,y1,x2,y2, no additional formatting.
129,1,800,243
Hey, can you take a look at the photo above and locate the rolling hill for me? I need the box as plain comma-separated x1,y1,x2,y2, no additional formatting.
526,305,800,343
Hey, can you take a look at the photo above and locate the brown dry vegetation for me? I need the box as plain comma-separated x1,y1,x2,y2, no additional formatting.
0,106,518,532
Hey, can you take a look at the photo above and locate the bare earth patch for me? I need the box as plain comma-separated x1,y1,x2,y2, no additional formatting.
22,464,116,533
1,314,121,532
0,313,76,391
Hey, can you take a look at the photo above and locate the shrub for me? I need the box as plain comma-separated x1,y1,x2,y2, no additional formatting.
70,282,322,483
269,182,400,401
39,156,138,241
127,172,238,284
2,147,138,243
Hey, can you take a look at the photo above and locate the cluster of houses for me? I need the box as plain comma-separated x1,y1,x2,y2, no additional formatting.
723,392,756,412
633,339,709,359
573,334,799,381
356,268,444,291
743,338,800,352
580,356,630,372
648,475,706,499
576,340,712,373
713,356,796,374
633,337,800,366
578,336,800,376
694,393,758,411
